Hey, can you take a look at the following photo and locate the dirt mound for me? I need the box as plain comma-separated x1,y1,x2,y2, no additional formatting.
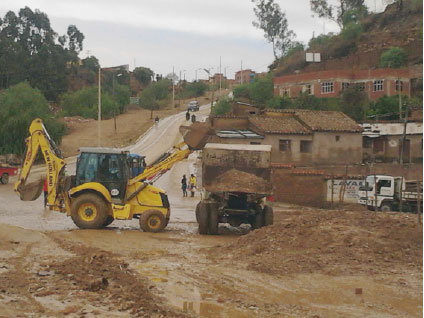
205,169,271,194
210,209,422,276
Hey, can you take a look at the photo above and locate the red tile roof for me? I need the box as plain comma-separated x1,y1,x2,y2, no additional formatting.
249,116,312,135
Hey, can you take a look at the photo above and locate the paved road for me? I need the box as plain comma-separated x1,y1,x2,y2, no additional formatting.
0,105,210,231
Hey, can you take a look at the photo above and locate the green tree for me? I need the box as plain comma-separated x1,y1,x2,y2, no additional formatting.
340,22,363,41
266,95,293,109
81,56,100,73
249,76,274,107
212,97,232,115
340,87,368,121
133,67,154,86
252,0,295,59
310,0,367,27
233,84,251,100
139,89,159,118
379,47,407,68
0,82,66,155
113,84,131,113
61,86,119,119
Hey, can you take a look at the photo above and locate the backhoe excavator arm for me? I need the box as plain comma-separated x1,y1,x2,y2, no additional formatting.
14,118,68,212
128,141,191,186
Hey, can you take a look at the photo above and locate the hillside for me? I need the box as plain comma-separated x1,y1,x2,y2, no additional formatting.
273,1,423,76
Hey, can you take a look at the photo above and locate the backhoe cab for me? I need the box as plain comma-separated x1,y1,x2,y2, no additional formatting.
15,118,171,232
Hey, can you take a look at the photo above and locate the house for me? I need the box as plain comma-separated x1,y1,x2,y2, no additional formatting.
361,122,423,163
209,109,363,165
210,73,226,85
235,69,256,84
273,66,423,100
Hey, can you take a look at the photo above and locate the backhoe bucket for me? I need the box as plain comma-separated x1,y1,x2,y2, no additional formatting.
16,179,44,201
179,122,214,150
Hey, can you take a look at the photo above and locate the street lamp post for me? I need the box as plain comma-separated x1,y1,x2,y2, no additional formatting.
98,67,101,147
112,73,123,134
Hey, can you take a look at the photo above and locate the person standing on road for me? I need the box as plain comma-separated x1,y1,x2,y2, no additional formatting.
43,178,48,208
191,114,196,123
189,174,197,197
185,111,190,121
181,175,188,197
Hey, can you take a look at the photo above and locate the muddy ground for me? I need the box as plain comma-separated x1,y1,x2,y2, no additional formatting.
0,204,422,317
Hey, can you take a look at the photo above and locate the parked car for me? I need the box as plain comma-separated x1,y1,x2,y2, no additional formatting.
187,101,199,111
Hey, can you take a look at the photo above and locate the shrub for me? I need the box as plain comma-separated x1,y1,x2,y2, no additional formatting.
0,82,66,155
249,76,274,107
340,23,363,41
61,86,119,119
212,97,231,115
380,47,407,68
340,87,369,121
233,84,250,99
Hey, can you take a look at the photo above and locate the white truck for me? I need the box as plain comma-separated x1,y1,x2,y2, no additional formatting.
358,175,422,212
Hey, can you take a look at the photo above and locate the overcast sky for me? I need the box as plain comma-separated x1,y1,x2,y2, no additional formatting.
0,0,386,81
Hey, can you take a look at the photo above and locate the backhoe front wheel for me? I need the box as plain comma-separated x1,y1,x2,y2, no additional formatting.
139,210,166,233
71,193,109,229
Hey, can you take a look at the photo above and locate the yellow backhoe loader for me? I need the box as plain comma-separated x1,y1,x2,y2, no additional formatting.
14,118,209,232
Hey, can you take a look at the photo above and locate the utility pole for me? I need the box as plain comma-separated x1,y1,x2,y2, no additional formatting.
172,66,175,109
398,78,402,120
219,56,222,98
97,67,101,147
399,102,409,164
240,60,243,84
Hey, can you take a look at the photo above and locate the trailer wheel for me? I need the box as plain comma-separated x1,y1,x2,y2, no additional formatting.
102,216,114,227
0,173,9,184
263,205,274,226
139,210,166,232
208,206,219,235
71,193,109,229
380,203,392,212
196,202,209,235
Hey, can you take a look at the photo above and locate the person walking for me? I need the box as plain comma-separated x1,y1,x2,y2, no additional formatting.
43,178,48,208
181,175,188,197
185,111,190,121
191,114,196,123
189,174,197,197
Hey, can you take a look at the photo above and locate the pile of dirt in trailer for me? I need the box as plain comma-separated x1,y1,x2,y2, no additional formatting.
179,122,214,150
205,169,271,194
209,209,422,276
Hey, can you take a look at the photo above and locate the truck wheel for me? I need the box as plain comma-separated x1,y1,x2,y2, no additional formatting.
0,173,9,184
102,216,114,227
208,206,219,235
263,205,274,226
380,203,392,212
250,204,263,230
139,210,166,233
71,193,109,229
196,202,209,235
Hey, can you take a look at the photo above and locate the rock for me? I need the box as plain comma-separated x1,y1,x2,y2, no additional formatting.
37,270,54,277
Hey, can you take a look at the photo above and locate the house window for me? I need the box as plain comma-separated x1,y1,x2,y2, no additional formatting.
280,88,290,97
395,80,403,92
250,141,261,145
363,138,373,149
279,140,291,152
342,82,350,91
321,82,334,94
355,82,365,91
373,80,384,92
300,140,312,153
335,135,340,142
303,84,312,95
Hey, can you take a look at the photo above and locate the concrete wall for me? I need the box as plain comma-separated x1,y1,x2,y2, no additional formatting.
312,132,363,164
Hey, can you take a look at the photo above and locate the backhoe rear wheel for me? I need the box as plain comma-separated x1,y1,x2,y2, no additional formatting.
71,193,109,229
208,205,219,235
139,210,166,233
196,202,209,235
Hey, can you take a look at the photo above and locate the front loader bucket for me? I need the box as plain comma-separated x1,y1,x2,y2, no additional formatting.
179,122,214,150
16,179,44,201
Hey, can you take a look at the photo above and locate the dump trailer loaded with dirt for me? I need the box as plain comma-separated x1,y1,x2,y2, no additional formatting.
196,143,274,235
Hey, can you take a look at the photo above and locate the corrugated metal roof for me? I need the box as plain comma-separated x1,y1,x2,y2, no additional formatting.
216,129,264,139
204,143,272,152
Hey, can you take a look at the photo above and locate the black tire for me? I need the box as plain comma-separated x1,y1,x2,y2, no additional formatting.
263,205,274,226
208,205,219,235
71,193,109,229
250,204,263,230
139,210,166,233
380,203,392,212
1,173,9,185
197,202,209,235
103,216,114,227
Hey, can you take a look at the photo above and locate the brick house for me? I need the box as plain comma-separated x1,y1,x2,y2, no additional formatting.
235,69,256,84
273,66,423,100
209,109,363,165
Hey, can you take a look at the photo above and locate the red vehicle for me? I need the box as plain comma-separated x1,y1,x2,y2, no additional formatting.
0,166,18,184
